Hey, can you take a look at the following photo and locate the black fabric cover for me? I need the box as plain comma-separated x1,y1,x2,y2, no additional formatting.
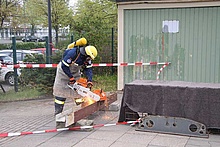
118,80,220,128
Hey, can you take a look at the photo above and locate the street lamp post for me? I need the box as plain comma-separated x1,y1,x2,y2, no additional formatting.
24,0,27,42
47,0,52,63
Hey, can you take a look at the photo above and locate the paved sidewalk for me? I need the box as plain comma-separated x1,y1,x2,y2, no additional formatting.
0,92,220,147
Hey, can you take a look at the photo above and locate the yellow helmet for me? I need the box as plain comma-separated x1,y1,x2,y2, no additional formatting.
85,46,97,60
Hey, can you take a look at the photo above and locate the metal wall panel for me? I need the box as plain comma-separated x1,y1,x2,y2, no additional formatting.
123,6,220,84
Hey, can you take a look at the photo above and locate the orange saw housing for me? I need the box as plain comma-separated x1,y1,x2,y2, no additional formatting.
76,78,107,101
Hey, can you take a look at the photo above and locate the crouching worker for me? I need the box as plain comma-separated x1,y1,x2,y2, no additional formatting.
53,37,98,128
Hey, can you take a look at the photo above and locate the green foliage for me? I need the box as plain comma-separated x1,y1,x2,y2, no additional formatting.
0,0,19,29
55,39,72,51
19,54,57,94
0,42,46,50
92,74,117,92
16,42,46,50
25,0,74,45
0,87,44,102
70,0,118,69
72,0,117,50
0,43,10,50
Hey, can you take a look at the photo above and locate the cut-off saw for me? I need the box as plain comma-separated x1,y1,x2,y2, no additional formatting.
67,83,100,102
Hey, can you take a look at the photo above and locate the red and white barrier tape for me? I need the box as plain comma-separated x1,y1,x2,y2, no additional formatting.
0,120,139,138
0,62,170,80
0,62,170,68
156,62,170,80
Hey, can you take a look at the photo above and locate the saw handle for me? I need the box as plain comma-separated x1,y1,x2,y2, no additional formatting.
86,82,93,90
67,83,77,91
69,77,76,85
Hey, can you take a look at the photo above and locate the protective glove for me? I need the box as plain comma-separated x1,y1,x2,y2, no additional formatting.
69,77,76,85
86,81,93,90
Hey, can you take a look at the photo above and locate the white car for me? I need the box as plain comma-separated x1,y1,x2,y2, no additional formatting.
0,54,21,85
0,49,40,63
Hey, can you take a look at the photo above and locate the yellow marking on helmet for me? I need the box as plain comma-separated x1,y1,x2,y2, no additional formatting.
87,48,95,60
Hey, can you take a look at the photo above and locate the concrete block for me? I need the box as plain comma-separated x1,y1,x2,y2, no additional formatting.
108,102,120,111
76,119,94,126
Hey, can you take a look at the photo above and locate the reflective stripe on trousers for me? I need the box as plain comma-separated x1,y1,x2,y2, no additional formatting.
54,96,66,115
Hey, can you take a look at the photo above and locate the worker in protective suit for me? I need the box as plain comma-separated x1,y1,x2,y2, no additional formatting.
53,38,98,127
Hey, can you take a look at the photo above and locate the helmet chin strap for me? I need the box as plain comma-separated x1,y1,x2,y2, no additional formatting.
83,56,92,65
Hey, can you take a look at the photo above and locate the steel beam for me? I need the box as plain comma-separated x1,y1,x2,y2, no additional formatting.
56,93,117,127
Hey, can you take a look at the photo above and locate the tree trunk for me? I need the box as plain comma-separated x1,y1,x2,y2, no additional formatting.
0,17,4,28
31,24,35,36
55,26,59,46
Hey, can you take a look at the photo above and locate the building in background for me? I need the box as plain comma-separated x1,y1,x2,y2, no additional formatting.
0,25,70,40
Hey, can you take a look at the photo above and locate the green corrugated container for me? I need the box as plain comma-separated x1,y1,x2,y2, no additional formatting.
123,6,220,84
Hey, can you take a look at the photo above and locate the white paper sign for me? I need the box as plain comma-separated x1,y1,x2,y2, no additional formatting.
162,20,179,33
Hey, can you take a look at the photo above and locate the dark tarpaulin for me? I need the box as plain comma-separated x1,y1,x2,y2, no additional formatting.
118,80,220,128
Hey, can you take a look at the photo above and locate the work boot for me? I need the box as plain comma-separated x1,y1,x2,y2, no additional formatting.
55,105,63,116
54,97,66,129
54,97,66,115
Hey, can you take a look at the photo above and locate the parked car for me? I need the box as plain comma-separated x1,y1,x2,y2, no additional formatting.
31,48,59,55
0,54,21,85
22,35,38,42
0,54,13,64
0,49,41,62
37,36,47,42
